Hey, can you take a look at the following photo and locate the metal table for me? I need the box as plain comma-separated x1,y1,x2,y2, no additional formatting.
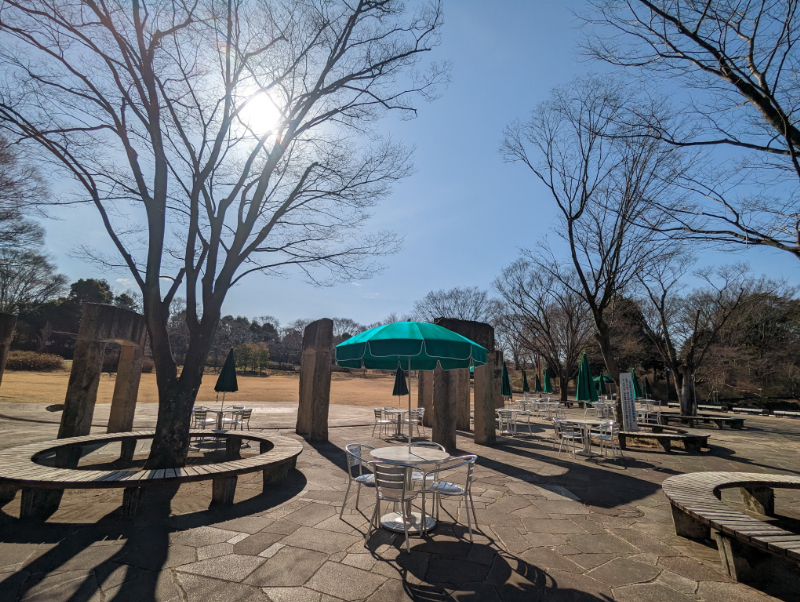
560,418,605,457
370,445,450,534
205,407,242,430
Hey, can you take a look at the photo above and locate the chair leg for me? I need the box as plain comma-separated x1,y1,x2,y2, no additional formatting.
464,492,473,543
365,498,379,547
401,500,411,553
355,481,362,509
340,479,352,518
421,491,427,536
469,492,478,528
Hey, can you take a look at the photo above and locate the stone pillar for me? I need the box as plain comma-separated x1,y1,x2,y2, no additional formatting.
740,486,775,517
456,368,471,431
107,344,145,461
0,313,17,387
494,350,505,409
433,318,496,446
432,364,457,453
296,318,333,442
418,370,434,427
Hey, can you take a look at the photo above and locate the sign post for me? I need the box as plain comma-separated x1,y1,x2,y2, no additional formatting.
619,372,638,432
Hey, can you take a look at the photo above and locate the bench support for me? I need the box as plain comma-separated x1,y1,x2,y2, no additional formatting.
657,439,671,453
671,503,710,540
20,487,63,519
212,475,238,505
122,487,144,518
0,482,18,507
740,486,775,517
120,440,137,463
226,438,242,459
683,438,703,453
263,457,296,490
713,529,774,583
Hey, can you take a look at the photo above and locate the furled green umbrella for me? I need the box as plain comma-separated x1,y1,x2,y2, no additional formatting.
594,371,613,395
215,348,239,412
631,368,643,399
522,370,530,393
336,321,487,443
533,374,543,393
576,353,599,403
543,367,554,394
643,376,654,399
501,361,512,399
392,365,409,396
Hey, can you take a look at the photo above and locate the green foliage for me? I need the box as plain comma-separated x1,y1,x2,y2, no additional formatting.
234,341,270,375
69,279,113,306
6,350,64,371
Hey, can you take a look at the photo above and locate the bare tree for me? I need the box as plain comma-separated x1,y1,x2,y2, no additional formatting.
412,286,492,322
638,259,753,414
501,75,684,416
0,0,446,467
584,0,800,259
494,256,595,401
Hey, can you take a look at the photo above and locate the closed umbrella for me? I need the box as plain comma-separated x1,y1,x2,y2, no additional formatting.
522,370,530,394
392,365,409,396
631,368,643,399
336,321,487,444
543,367,554,394
215,348,239,413
501,362,512,399
533,374,543,393
643,376,654,399
576,353,599,403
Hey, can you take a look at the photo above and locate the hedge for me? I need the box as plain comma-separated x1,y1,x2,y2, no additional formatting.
6,351,65,371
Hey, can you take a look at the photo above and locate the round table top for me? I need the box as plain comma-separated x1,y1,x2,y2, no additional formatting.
370,446,450,464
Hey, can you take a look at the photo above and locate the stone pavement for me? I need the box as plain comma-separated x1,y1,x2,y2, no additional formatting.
0,402,799,601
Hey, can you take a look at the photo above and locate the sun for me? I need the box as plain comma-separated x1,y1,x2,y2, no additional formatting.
237,88,282,136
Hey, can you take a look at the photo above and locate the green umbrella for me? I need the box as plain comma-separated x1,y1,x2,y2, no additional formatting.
392,365,409,396
336,321,487,443
576,353,599,402
594,371,611,395
631,368,642,399
522,370,530,393
643,376,654,398
215,348,238,412
543,367,553,394
501,362,512,398
533,374,543,393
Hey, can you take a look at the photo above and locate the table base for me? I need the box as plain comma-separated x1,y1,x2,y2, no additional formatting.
380,511,436,534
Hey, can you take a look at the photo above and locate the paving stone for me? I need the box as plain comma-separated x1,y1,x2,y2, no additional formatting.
567,553,618,570
519,547,583,574
533,500,590,515
446,582,502,601
522,518,588,534
613,582,696,602
283,503,337,527
656,570,698,595
260,520,302,536
567,533,638,554
197,542,234,560
613,528,683,556
281,526,361,554
305,561,387,601
657,556,733,583
544,569,613,601
696,580,777,602
245,546,328,587
214,517,274,534
263,586,321,602
341,553,376,571
364,578,421,602
171,526,241,548
490,527,532,554
176,572,268,601
426,557,490,584
586,557,661,586
102,569,184,602
18,570,102,602
179,554,265,581
234,532,286,556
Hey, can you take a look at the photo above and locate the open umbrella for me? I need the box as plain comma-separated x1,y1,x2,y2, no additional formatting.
215,348,239,412
576,353,599,403
522,370,530,394
392,365,409,396
336,321,487,444
543,367,554,394
533,374,543,393
501,362,512,400
631,368,643,399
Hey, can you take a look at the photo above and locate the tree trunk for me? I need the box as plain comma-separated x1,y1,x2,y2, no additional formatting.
558,375,568,401
593,320,622,419
679,365,694,416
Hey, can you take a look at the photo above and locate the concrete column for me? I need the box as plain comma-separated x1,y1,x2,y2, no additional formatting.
108,344,145,461
296,318,333,442
432,364,457,453
456,368,471,431
418,370,434,427
740,486,775,517
494,350,505,409
0,313,17,387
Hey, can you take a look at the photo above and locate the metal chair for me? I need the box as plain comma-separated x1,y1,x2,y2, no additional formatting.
233,408,253,430
372,408,395,437
556,420,581,457
365,462,421,553
496,409,517,435
403,408,425,438
422,455,478,542
341,443,376,517
596,420,624,461
192,409,217,430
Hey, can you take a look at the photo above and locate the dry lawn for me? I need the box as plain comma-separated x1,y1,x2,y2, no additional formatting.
0,369,409,407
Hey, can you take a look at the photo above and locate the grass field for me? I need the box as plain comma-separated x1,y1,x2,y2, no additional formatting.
0,369,411,407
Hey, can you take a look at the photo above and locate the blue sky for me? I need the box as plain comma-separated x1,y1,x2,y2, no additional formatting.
43,0,798,326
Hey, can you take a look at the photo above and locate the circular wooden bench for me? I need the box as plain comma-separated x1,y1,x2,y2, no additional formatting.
663,472,800,585
617,424,711,453
660,413,745,430
0,430,303,519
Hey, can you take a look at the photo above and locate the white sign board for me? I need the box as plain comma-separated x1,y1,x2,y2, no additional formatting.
619,372,638,432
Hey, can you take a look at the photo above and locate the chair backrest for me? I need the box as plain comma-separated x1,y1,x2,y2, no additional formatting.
410,441,445,451
427,454,477,488
371,462,417,498
240,409,253,420
232,405,245,409
194,409,207,420
373,408,383,420
345,443,375,470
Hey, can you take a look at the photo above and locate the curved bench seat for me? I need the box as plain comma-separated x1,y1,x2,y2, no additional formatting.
617,425,710,453
0,430,303,519
663,472,800,584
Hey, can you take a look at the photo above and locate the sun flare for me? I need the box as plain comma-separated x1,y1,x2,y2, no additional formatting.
238,89,282,136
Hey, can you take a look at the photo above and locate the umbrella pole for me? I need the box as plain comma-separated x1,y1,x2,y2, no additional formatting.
408,357,412,446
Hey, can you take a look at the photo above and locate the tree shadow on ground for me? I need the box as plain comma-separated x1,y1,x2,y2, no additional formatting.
0,469,307,602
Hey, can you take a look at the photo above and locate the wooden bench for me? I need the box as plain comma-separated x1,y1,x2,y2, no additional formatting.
731,407,768,416
0,430,303,519
663,472,800,585
775,410,800,419
698,404,726,412
660,413,745,430
617,425,710,453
